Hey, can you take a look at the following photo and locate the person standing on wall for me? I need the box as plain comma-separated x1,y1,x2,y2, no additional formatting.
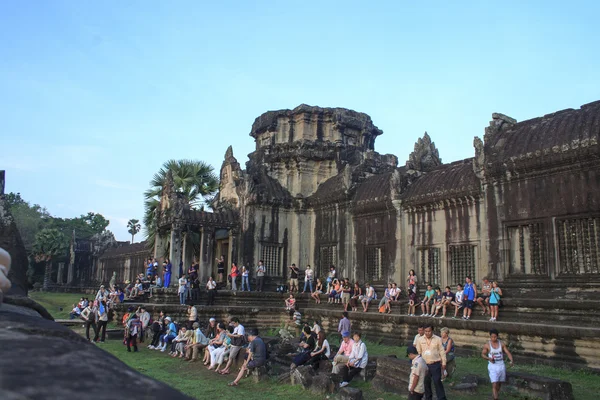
462,275,477,320
289,263,299,293
303,264,314,293
163,259,172,288
216,255,225,284
482,328,514,400
415,325,447,400
256,260,265,292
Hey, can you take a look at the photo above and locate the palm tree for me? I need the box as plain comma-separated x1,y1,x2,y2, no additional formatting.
32,228,66,291
127,218,141,243
143,159,219,248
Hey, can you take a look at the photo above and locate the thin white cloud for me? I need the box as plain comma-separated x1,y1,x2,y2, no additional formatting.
95,179,141,191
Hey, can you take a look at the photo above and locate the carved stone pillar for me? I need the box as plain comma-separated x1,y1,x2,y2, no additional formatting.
169,224,182,280
199,227,215,283
182,232,194,273
228,229,234,269
154,233,168,261
67,261,74,284
56,262,64,285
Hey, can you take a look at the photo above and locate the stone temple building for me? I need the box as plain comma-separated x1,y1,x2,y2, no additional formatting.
100,100,600,289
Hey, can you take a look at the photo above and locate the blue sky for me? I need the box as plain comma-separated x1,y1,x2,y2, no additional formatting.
1,1,599,241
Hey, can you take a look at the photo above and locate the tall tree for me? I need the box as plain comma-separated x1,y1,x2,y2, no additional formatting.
82,212,110,233
143,159,219,247
32,228,67,291
127,218,141,243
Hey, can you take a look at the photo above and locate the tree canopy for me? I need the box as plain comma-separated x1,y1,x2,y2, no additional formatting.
143,159,219,246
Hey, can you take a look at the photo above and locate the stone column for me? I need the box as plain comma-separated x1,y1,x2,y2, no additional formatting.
182,231,194,273
169,224,182,280
56,262,64,285
154,233,168,261
67,261,74,284
199,227,214,283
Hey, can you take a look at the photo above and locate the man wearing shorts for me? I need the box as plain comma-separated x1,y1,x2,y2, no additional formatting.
481,329,514,400
462,276,477,320
289,263,299,293
477,277,492,315
341,279,352,312
228,328,266,386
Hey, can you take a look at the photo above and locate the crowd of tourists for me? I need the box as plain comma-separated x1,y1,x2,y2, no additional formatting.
120,306,267,387
283,267,504,322
115,304,513,399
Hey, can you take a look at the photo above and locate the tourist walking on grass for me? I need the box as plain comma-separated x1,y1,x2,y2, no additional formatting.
228,329,266,387
407,345,427,400
338,312,351,335
338,332,368,388
241,265,251,291
94,300,109,343
415,325,447,400
126,313,142,352
462,276,477,320
178,275,187,305
489,281,502,322
482,329,514,400
311,278,323,304
81,301,98,342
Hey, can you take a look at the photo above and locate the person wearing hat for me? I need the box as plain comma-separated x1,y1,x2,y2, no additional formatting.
407,345,427,399
228,328,266,387
338,332,368,388
186,322,210,361
332,330,354,374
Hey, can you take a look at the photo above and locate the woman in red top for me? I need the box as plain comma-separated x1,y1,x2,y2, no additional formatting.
230,263,239,291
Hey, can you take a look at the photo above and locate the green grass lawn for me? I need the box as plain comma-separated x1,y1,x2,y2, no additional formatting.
29,291,87,319
30,292,599,399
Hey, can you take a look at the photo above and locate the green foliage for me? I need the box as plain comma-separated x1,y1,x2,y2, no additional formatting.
143,159,219,246
7,194,51,251
81,212,110,233
32,228,67,261
6,192,113,286
127,218,141,243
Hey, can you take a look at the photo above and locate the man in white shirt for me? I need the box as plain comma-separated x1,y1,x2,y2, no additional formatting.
186,322,209,362
256,261,266,292
338,332,368,388
407,345,427,400
206,276,217,305
451,284,464,319
413,325,425,346
220,318,246,375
